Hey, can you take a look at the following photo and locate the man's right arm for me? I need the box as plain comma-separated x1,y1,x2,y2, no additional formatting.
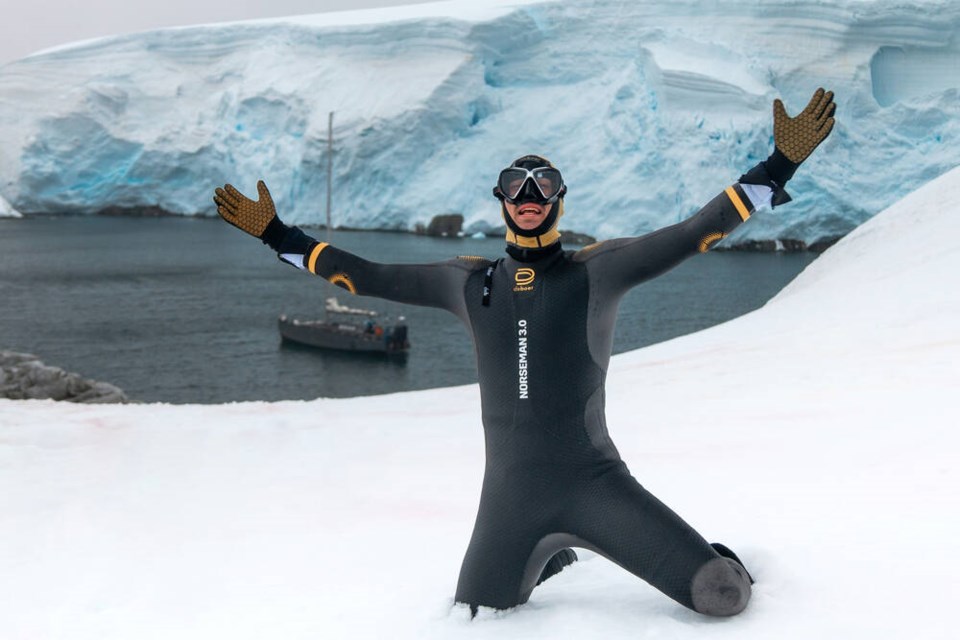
276,226,480,315
213,180,481,317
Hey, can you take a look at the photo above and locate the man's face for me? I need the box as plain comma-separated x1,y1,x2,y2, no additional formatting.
505,201,550,231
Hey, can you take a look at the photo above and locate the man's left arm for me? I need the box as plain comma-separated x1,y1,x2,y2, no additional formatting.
575,88,836,293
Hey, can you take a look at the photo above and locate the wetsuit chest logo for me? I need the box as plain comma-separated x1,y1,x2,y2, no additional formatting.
514,268,536,293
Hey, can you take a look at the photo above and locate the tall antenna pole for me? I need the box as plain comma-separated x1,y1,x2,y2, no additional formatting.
326,111,334,243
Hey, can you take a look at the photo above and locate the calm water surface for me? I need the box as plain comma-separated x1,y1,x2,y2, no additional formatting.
0,217,816,403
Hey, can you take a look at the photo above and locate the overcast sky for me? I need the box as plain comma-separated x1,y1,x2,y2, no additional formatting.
1,0,430,66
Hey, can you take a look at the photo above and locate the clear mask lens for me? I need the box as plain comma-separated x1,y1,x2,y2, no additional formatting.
498,167,563,202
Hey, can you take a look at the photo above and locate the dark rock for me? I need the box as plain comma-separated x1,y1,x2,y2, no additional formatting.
779,238,808,252
719,238,808,252
0,350,127,403
417,214,464,237
729,239,777,252
808,236,842,253
559,229,598,247
96,205,177,217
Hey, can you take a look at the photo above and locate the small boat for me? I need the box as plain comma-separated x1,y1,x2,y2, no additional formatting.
278,297,410,354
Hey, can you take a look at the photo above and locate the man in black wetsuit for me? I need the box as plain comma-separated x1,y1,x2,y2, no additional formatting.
215,88,836,617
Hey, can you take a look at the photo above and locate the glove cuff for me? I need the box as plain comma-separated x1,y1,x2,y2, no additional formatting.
260,216,289,251
739,159,793,209
764,148,799,187
275,225,316,255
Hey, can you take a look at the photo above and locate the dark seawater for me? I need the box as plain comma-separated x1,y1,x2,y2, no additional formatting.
0,217,816,403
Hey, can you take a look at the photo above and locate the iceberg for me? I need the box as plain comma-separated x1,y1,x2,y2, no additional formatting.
0,192,20,217
0,0,958,244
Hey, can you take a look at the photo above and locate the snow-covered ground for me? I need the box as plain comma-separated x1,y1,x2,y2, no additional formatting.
1,0,959,243
1,167,958,638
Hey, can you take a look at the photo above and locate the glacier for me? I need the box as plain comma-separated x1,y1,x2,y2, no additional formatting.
0,0,959,244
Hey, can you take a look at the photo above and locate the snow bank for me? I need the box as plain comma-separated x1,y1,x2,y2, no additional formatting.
0,0,958,244
0,170,957,638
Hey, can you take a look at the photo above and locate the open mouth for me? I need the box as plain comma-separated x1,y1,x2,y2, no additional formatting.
518,205,543,216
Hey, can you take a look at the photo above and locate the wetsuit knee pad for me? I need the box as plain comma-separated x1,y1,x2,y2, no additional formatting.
690,557,752,616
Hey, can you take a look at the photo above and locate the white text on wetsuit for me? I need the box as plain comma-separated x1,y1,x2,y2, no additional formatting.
518,319,529,399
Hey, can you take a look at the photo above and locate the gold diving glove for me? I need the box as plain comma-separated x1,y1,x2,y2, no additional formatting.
214,180,290,250
773,87,836,165
214,180,277,237
739,87,837,207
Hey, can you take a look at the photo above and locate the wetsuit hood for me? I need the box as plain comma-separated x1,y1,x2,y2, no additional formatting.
497,154,565,250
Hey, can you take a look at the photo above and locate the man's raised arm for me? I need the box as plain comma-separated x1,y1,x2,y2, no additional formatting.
213,180,481,317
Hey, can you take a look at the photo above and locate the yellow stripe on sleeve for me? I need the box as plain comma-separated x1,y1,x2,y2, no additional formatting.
329,273,357,294
699,232,728,253
307,242,329,274
725,186,751,222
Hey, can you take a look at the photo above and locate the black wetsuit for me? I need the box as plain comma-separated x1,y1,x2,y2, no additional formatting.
288,183,757,613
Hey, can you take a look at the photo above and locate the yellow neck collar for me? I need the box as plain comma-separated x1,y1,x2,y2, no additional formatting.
505,226,561,248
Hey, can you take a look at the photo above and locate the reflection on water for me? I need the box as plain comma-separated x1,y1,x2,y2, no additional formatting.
0,216,816,403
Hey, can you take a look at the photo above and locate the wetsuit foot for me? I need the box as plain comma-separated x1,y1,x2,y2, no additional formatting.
710,542,754,584
690,557,752,617
536,548,578,586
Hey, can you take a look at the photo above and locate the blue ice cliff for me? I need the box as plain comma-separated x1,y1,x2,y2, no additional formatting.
0,0,958,244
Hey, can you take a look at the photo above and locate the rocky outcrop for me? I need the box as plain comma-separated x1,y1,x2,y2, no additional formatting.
559,230,598,247
0,351,127,403
717,236,843,253
417,214,464,238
